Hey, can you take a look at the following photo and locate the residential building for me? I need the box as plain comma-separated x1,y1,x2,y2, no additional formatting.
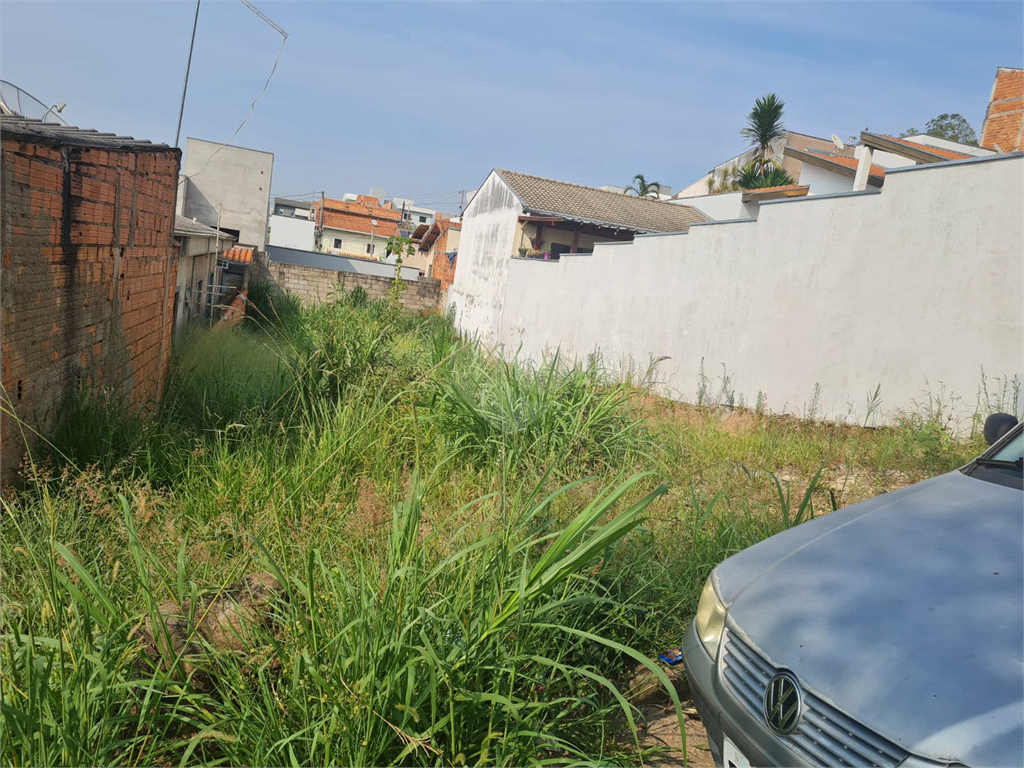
309,195,402,259
673,131,846,199
447,169,708,342
268,196,316,251
409,216,461,280
389,197,436,229
980,66,1024,152
273,197,312,219
172,216,237,333
1,116,180,483
176,137,274,250
780,132,984,196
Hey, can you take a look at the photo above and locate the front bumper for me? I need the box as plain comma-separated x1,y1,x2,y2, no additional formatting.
682,618,811,767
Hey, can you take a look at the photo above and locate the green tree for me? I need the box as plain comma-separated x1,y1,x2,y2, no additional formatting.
900,113,978,145
624,174,663,198
740,93,788,176
736,163,795,190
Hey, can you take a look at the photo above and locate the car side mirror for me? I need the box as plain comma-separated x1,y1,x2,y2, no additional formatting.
984,413,1019,446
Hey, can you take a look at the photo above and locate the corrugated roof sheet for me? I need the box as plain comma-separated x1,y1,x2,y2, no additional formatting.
0,115,175,152
174,215,238,239
495,169,709,232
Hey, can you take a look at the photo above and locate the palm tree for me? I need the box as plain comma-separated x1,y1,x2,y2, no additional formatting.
736,163,795,190
740,93,787,177
625,174,663,198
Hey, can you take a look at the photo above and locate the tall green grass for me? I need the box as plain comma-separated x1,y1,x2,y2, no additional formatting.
2,293,994,766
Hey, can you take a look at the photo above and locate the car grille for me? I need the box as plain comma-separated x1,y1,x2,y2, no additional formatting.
721,630,910,768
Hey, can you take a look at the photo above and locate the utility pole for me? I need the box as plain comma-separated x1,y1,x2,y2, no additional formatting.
459,190,466,216
175,0,202,148
314,190,324,252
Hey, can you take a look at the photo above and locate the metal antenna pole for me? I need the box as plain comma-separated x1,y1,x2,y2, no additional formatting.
175,0,202,148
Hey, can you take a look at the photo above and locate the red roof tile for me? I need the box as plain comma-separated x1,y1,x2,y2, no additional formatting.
878,134,973,161
222,246,254,264
818,153,887,177
321,210,401,237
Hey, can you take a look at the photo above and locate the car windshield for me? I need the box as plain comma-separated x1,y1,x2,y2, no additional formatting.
989,430,1024,464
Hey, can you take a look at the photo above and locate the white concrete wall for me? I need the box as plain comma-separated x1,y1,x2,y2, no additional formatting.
446,171,524,343
483,155,1023,428
181,138,274,250
268,214,314,250
798,163,856,196
679,191,760,220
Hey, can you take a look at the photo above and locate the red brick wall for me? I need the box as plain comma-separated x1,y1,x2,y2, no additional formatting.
1,137,181,483
428,220,459,292
981,67,1024,152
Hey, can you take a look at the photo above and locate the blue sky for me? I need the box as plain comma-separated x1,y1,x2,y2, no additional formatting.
3,1,1021,212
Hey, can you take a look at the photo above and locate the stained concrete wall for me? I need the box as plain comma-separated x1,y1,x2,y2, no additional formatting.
180,138,273,249
446,170,524,343
483,154,1024,428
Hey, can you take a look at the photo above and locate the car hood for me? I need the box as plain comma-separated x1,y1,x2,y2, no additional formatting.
715,471,1023,767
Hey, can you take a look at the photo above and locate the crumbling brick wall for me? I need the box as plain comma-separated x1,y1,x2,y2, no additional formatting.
262,260,442,314
431,250,458,293
1,129,181,484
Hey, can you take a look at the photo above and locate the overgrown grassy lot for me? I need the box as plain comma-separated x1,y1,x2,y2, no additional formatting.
0,283,992,767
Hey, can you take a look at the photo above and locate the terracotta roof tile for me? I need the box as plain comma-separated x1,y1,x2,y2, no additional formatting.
495,170,708,233
222,247,254,264
813,152,887,177
981,67,1023,152
321,211,401,237
312,198,403,222
877,134,973,161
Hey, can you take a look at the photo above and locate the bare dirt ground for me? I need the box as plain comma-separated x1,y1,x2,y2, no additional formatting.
619,661,716,767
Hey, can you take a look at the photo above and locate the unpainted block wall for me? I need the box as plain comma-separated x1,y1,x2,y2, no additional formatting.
1,138,180,483
263,260,442,313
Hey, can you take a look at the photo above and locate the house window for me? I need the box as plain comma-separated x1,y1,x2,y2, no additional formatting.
550,243,571,260
366,243,375,255
418,215,427,223
333,238,343,249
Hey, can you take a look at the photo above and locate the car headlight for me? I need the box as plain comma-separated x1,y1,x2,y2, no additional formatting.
694,574,727,658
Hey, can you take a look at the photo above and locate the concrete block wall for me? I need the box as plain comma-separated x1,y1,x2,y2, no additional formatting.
1,137,180,483
263,260,442,313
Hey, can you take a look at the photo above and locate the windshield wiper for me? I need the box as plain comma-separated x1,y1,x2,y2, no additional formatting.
974,457,1024,472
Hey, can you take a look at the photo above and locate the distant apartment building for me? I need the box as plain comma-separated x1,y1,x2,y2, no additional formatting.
309,195,402,259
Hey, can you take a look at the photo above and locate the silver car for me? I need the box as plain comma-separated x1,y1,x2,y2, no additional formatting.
682,414,1023,768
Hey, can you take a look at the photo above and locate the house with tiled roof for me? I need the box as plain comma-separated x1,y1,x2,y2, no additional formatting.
980,66,1023,152
308,195,403,260
172,215,237,332
446,169,708,335
408,216,461,284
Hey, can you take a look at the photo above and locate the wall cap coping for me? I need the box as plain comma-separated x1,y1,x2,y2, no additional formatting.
883,150,1024,175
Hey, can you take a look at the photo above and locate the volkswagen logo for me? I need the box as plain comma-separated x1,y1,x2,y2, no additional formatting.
763,672,802,735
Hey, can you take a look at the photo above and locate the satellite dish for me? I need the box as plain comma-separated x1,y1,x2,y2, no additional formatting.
831,134,845,151
0,80,69,124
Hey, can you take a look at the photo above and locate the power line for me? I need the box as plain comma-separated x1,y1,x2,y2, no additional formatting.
184,0,288,181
